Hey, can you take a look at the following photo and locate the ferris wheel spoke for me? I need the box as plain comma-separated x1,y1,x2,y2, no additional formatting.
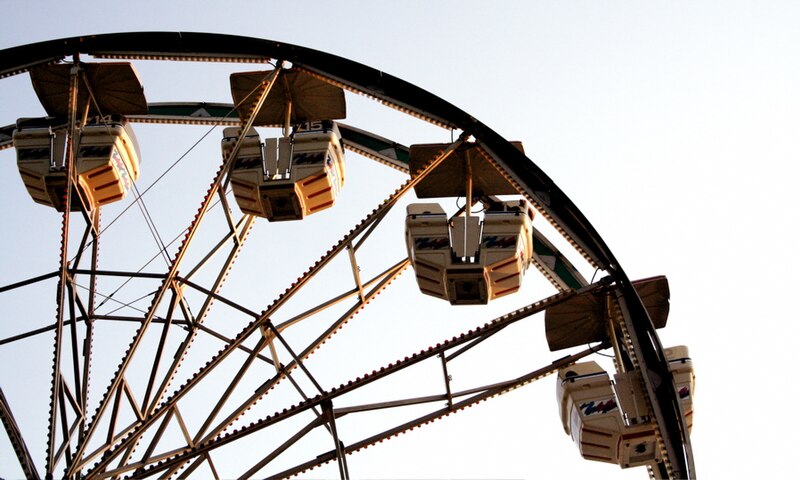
86,137,471,474
134,290,596,479
84,251,407,477
68,67,285,474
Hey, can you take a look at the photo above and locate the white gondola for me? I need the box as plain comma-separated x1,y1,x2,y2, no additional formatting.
405,203,452,300
405,199,534,305
481,200,535,298
556,346,695,469
224,121,346,221
664,345,695,432
14,117,140,211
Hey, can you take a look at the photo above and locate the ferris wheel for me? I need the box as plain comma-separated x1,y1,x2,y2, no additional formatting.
0,33,695,479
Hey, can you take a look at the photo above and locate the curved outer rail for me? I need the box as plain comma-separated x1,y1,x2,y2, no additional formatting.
0,32,693,478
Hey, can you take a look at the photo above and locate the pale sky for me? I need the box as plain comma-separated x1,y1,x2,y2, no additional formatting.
1,2,798,479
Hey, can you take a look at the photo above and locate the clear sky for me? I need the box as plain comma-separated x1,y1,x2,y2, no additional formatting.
1,1,798,479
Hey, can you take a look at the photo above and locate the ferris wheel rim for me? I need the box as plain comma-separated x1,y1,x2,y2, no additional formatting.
0,32,693,479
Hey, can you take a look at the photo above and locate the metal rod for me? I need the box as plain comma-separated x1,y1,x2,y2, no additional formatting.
440,353,454,409
50,416,83,480
346,243,366,303
91,446,190,480
76,418,139,475
122,379,143,421
173,405,194,446
137,406,175,469
182,215,249,282
66,281,83,423
195,323,274,365
333,393,450,416
445,328,503,362
60,377,82,415
264,323,326,395
217,184,239,238
175,276,260,318
322,400,349,480
464,153,473,258
46,59,81,477
351,207,390,252
274,258,407,332
80,209,101,446
283,98,292,138
105,384,123,446
69,215,94,271
206,453,221,480
192,337,267,443
53,386,74,470
0,270,58,293
178,454,208,479
0,314,228,346
236,417,325,480
141,293,180,410
71,269,168,280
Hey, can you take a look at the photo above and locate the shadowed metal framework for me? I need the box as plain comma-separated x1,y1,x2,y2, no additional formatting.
0,32,694,479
